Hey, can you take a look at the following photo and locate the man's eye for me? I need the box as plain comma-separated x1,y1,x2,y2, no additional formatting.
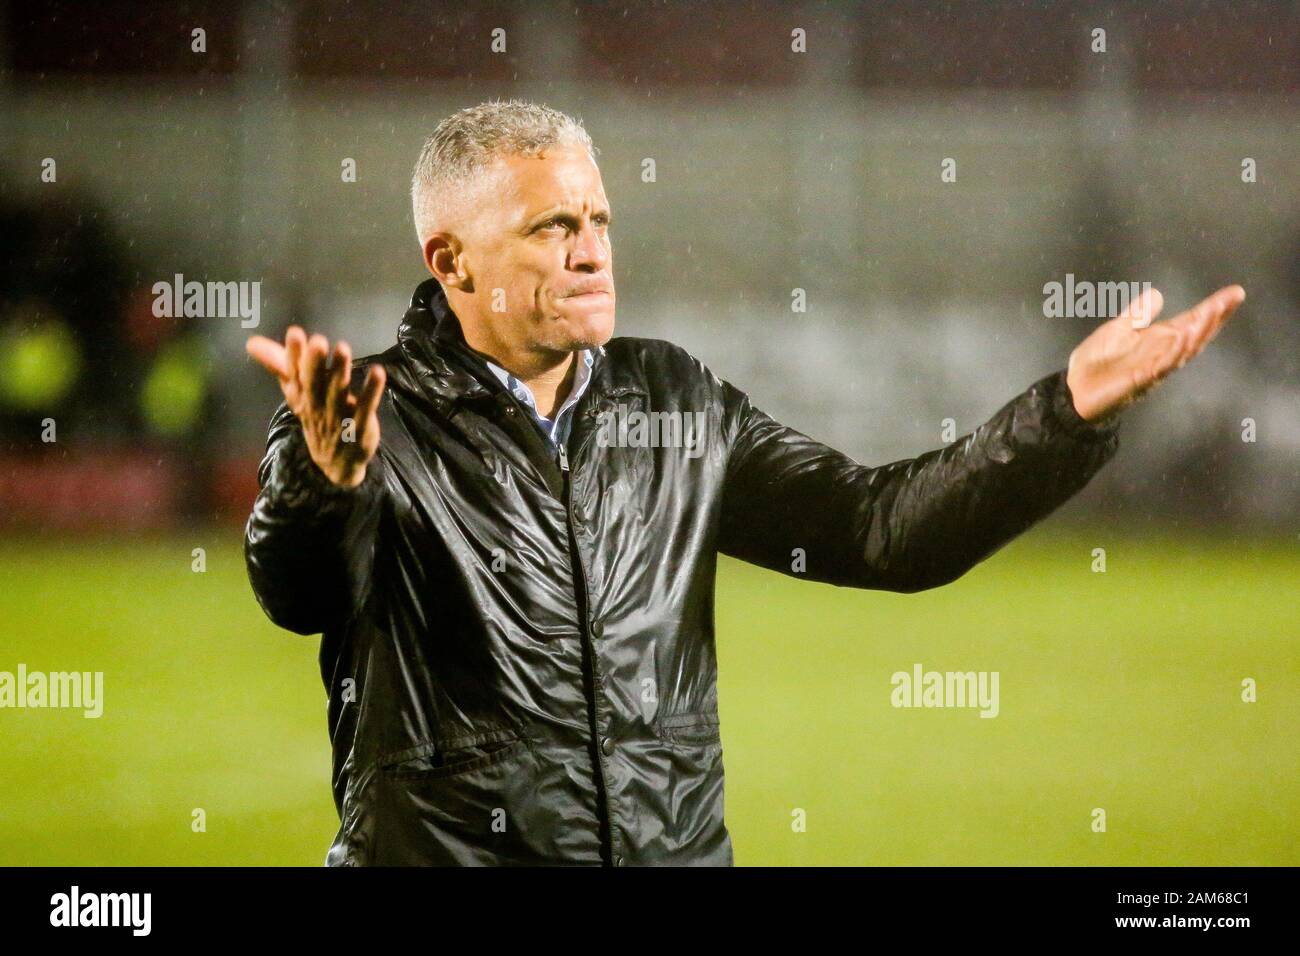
538,217,610,233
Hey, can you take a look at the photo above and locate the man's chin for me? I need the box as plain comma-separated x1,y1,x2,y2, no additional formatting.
554,314,615,352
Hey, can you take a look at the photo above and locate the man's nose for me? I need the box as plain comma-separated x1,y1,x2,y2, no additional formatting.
568,221,610,272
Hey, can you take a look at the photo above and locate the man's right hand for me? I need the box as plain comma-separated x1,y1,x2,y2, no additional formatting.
246,326,386,489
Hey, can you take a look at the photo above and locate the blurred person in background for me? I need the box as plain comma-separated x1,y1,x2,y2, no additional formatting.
0,185,220,525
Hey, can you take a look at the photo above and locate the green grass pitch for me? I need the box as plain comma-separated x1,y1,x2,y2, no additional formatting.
0,528,1294,865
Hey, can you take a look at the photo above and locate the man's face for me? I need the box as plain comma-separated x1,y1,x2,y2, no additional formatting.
436,144,616,356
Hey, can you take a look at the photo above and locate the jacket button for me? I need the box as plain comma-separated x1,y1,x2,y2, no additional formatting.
504,405,517,416
600,736,615,756
615,855,625,867
590,622,603,639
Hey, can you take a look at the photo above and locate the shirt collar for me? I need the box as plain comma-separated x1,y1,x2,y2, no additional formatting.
483,350,595,423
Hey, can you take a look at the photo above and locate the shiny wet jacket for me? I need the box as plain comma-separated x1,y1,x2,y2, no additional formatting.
244,278,1120,866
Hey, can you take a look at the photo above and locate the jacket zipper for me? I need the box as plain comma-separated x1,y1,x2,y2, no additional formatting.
555,433,622,866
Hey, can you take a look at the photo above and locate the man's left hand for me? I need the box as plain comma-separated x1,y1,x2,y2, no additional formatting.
1066,284,1245,423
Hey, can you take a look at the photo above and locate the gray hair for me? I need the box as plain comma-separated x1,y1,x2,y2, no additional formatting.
411,99,599,245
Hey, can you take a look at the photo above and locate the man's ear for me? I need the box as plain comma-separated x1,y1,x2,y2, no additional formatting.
423,232,470,291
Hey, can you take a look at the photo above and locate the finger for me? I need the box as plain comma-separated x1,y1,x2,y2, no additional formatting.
1145,324,1189,382
1193,284,1245,352
293,329,315,397
1169,292,1242,370
327,340,352,419
1167,284,1245,352
1119,319,1184,395
245,336,290,379
303,334,330,412
1119,287,1164,330
354,364,387,444
284,326,307,402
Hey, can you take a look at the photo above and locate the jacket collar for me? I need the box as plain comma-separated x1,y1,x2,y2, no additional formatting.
397,277,633,406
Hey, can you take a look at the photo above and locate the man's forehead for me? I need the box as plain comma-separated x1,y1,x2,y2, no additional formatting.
493,148,608,212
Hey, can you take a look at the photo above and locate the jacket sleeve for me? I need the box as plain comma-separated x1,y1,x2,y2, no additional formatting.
243,401,387,634
716,367,1119,592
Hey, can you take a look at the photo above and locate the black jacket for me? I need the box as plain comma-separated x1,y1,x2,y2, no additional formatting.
244,278,1120,866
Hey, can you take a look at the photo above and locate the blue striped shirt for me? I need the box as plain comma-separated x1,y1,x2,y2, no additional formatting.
483,349,596,449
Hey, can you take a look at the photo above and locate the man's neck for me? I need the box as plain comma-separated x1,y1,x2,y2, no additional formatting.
465,333,578,419
524,351,578,419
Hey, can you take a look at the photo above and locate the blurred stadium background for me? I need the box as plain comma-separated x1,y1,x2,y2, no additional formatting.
0,0,1295,865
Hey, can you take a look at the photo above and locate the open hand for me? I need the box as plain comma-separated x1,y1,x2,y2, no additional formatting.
1066,285,1245,422
246,326,386,488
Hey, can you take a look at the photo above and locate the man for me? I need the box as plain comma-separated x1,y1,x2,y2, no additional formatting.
244,99,1244,866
